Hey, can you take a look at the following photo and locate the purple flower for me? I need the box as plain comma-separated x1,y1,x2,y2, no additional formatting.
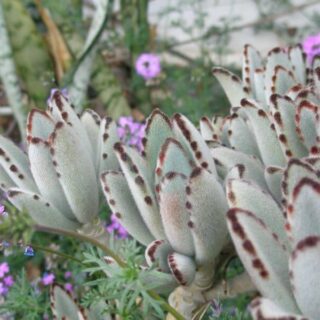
135,53,161,80
41,273,55,286
106,213,128,239
47,88,68,105
64,283,73,293
3,275,14,287
303,33,320,64
0,262,9,278
24,245,35,257
117,116,145,151
0,204,8,218
0,282,8,295
64,271,72,279
211,299,223,317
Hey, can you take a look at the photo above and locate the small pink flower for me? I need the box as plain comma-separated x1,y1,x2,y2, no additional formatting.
3,275,14,287
117,116,145,151
41,273,55,286
0,262,9,278
106,213,128,239
0,204,8,218
0,282,8,295
135,53,161,80
303,33,320,64
64,283,73,293
64,271,72,279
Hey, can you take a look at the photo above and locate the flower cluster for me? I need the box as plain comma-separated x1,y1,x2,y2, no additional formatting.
0,262,14,296
106,213,128,239
117,116,145,151
41,271,73,293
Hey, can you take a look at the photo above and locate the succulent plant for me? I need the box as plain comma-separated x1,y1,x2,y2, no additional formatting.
226,157,320,319
100,109,240,317
200,45,320,204
0,89,120,243
204,43,320,320
212,44,319,109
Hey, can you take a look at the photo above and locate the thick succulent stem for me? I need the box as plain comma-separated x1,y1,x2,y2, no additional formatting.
0,1,27,141
77,217,109,247
167,272,256,319
204,272,256,300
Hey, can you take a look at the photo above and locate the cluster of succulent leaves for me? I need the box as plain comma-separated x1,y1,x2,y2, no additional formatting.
207,41,320,319
3,1,320,319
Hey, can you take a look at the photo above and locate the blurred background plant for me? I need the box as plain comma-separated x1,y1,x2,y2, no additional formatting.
1,0,320,318
1,0,320,138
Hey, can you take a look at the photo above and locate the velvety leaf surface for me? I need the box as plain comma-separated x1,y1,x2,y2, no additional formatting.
7,188,79,230
114,142,165,239
241,98,286,167
227,208,298,313
49,122,99,223
227,179,288,247
28,139,74,220
51,285,86,320
264,166,283,204
143,109,173,178
270,95,307,159
98,117,121,174
101,171,154,246
167,252,196,286
290,236,320,320
27,109,55,141
187,168,228,268
0,136,38,192
173,114,217,176
159,172,194,256
250,297,306,320
212,67,248,106
288,178,320,245
145,239,172,273
227,113,260,157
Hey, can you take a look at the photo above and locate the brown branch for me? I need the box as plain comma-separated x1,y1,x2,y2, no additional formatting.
163,0,320,50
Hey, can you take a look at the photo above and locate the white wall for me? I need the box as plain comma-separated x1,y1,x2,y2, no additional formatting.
147,0,320,65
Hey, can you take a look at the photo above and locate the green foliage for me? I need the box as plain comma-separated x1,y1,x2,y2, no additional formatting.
2,0,54,108
159,60,232,122
82,240,168,319
0,269,51,320
91,56,131,119
0,204,33,244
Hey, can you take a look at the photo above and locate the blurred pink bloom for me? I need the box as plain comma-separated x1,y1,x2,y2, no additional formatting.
0,204,8,218
135,53,161,80
42,273,55,286
64,271,72,279
303,33,320,63
106,213,128,239
3,275,14,287
0,262,9,278
117,116,145,151
0,282,8,295
64,283,73,293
